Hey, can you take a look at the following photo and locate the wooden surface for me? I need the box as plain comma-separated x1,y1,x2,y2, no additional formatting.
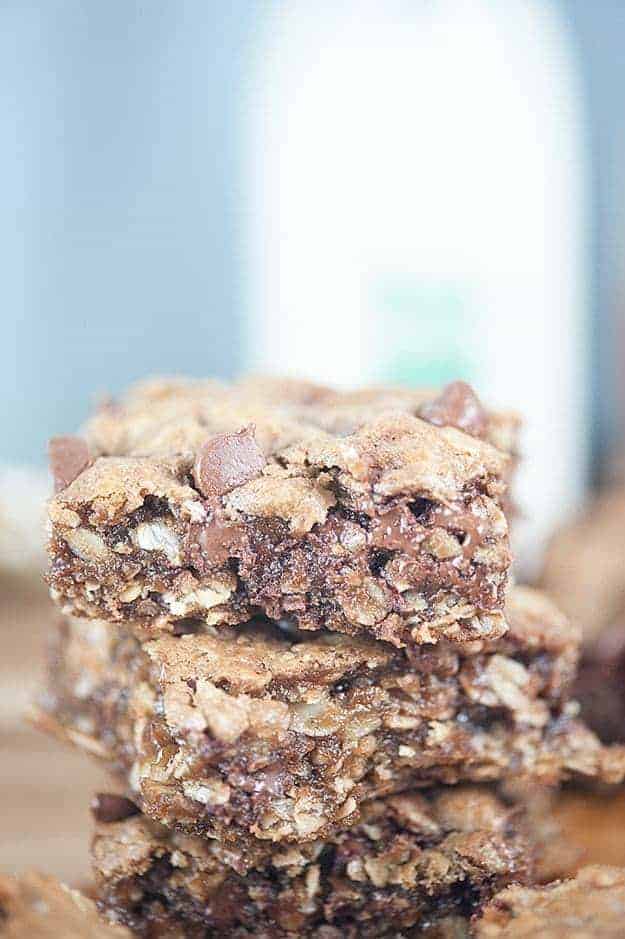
551,788,625,871
0,574,107,885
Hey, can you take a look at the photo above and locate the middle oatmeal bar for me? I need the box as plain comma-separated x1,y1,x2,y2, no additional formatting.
37,587,625,846
46,377,511,645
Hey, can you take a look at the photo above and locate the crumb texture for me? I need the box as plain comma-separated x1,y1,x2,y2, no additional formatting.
38,587,625,846
93,786,532,938
46,377,516,645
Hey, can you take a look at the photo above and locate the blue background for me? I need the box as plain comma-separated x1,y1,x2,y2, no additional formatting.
3,0,624,465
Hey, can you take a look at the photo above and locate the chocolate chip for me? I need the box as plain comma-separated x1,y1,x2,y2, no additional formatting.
409,498,433,522
134,599,161,618
185,518,247,571
91,793,140,824
48,435,91,492
192,426,266,499
418,381,487,438
372,504,425,554
172,618,202,636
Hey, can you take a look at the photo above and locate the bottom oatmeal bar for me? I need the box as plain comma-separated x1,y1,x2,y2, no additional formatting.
92,787,533,939
37,587,625,847
475,865,625,938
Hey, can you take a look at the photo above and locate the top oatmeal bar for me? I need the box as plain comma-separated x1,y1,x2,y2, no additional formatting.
46,378,513,643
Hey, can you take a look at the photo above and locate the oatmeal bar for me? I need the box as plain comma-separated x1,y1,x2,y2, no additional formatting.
475,865,625,938
91,787,533,938
0,870,132,938
37,587,625,846
46,377,512,644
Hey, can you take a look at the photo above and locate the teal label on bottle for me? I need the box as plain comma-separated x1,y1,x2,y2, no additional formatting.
368,275,480,387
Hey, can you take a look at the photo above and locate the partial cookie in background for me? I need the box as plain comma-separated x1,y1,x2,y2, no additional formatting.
572,613,625,744
541,484,625,744
0,870,131,937
547,789,625,873
475,865,625,938
541,484,625,645
0,466,48,578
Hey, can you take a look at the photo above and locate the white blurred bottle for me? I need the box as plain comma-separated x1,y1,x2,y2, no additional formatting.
244,0,589,568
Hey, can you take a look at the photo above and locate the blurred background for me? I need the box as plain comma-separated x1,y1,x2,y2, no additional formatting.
3,0,625,558
2,0,625,885
4,0,625,569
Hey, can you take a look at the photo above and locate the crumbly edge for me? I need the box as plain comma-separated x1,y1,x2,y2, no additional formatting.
47,387,511,643
37,590,625,847
93,786,534,939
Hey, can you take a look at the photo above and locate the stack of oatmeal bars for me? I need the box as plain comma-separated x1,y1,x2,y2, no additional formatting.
37,377,625,937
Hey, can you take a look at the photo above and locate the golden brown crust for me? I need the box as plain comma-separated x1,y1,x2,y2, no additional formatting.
147,627,392,696
236,377,521,452
88,376,520,455
49,457,202,530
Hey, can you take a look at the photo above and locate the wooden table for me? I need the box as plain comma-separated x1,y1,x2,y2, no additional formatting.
0,574,106,885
